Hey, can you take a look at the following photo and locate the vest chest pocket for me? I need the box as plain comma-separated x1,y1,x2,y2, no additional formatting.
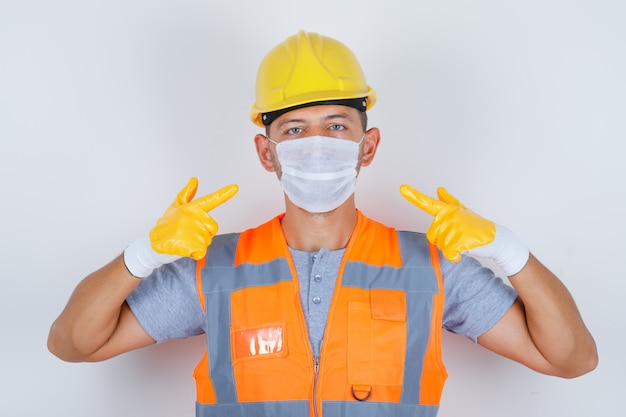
347,289,407,388
231,322,288,363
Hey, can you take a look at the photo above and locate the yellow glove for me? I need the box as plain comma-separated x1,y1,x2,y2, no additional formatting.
124,178,238,278
400,184,529,275
149,177,238,259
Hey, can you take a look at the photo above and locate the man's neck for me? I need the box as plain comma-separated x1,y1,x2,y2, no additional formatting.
280,197,358,252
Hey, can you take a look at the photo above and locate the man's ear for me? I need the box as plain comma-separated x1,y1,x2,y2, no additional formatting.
360,127,381,167
254,134,276,172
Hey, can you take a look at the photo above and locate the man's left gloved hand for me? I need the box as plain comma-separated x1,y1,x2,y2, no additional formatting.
400,184,529,276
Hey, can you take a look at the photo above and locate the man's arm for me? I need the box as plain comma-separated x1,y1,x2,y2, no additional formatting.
48,178,238,362
47,255,156,362
400,184,598,377
478,254,597,378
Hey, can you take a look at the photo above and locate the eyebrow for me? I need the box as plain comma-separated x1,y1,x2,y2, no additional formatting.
276,118,306,130
276,113,354,130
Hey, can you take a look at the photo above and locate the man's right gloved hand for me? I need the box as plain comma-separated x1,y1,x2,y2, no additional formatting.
123,177,238,278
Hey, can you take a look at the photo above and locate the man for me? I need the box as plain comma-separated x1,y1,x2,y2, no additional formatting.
48,31,597,416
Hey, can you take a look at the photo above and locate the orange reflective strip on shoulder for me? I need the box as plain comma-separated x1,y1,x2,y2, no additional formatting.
419,243,448,406
235,215,289,266
196,255,207,313
345,211,403,267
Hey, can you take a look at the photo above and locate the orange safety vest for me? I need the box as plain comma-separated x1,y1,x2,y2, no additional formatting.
194,211,447,417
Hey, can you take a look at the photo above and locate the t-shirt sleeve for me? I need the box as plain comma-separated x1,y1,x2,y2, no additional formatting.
441,254,518,343
126,257,206,344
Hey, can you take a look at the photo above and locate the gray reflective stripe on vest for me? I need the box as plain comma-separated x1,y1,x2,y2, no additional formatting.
196,400,309,417
196,400,439,417
324,401,439,417
200,231,440,416
342,231,437,291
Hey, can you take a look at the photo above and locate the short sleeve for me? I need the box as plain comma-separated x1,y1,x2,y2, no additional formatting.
441,254,518,343
126,257,206,344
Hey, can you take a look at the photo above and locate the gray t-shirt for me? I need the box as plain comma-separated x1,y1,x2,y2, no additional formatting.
127,241,517,348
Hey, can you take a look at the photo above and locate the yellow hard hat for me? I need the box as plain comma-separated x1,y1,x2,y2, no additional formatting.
250,30,377,127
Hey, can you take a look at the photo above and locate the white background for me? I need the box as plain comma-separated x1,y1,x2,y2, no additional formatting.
1,0,624,415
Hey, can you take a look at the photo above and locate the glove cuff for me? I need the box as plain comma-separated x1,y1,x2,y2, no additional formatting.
467,225,530,276
123,235,181,278
490,225,530,276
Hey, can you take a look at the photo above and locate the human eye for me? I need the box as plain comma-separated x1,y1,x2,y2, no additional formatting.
329,124,345,131
287,127,303,135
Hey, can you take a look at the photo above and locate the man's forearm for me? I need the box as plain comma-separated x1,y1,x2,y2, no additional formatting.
509,254,598,377
47,254,141,362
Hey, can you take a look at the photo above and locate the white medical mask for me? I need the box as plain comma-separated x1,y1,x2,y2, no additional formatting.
268,135,363,213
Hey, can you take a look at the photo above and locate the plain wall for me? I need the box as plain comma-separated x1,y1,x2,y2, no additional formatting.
1,0,624,415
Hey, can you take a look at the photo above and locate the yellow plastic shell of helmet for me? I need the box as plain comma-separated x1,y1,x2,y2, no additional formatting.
250,30,377,127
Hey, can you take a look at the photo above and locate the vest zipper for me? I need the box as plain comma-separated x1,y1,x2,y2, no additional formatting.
313,356,320,417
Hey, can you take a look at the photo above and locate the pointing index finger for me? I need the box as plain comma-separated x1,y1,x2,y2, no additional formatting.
399,184,446,217
191,184,239,213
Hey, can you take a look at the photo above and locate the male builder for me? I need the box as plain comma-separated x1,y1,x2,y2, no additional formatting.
48,31,597,417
